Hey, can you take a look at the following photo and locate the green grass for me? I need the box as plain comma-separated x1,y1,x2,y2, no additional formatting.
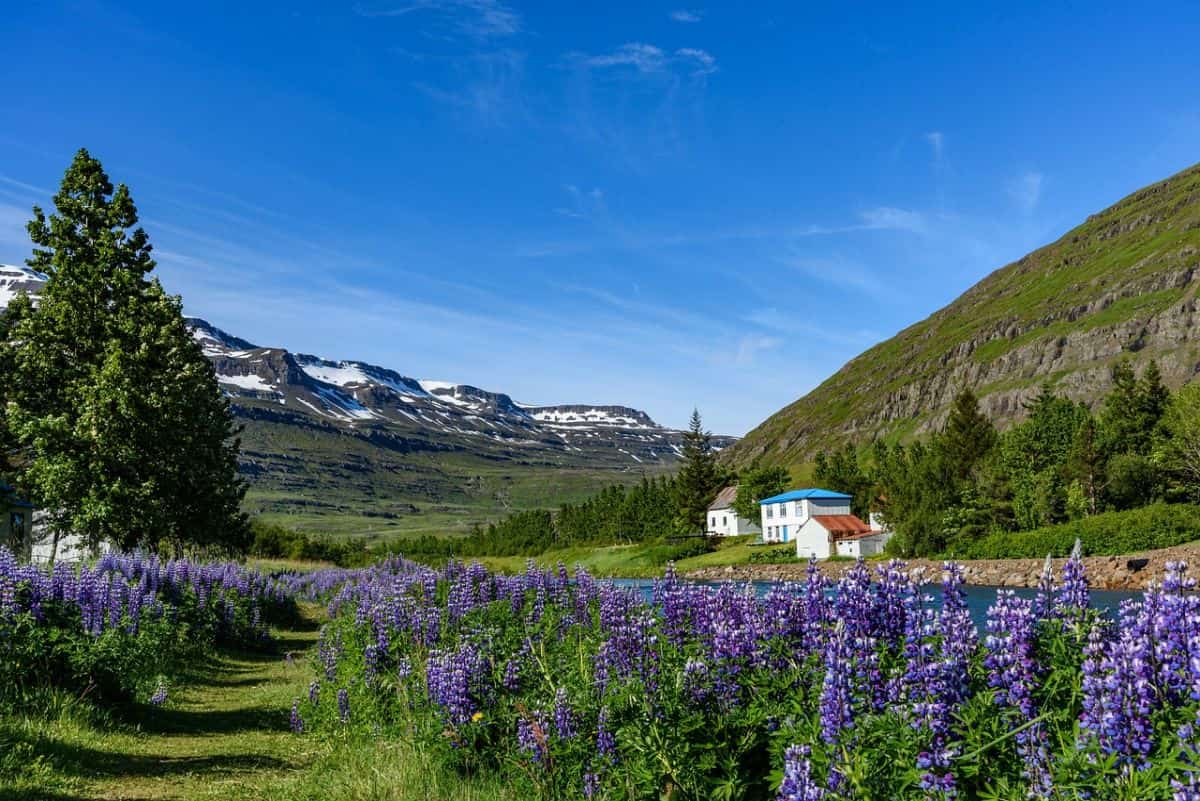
0,605,514,801
461,534,770,578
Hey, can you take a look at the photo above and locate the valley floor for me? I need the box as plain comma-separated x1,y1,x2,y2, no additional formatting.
0,606,515,801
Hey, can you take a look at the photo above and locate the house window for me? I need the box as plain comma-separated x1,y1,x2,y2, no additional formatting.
766,506,774,519
778,503,786,517
711,516,716,528
722,516,727,526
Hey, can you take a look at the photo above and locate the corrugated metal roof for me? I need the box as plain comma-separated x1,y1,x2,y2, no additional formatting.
810,514,873,538
758,488,851,504
707,485,739,511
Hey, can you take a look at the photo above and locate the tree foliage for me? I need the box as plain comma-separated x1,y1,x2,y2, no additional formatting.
732,465,790,522
672,409,726,533
814,363,1194,557
3,149,247,555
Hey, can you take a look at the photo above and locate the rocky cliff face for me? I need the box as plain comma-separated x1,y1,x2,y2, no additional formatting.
727,161,1200,469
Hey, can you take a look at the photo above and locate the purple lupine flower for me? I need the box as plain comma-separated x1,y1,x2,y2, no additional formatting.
426,642,492,726
1174,712,1200,800
149,681,168,707
517,711,550,763
553,687,577,740
308,680,321,705
984,591,1052,797
290,700,305,734
583,770,601,799
819,621,855,745
1055,539,1090,617
337,688,350,724
777,744,825,801
596,707,617,765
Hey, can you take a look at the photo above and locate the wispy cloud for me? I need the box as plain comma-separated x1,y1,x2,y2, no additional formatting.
923,130,944,161
413,49,527,126
675,48,718,76
582,42,669,73
859,206,926,233
354,0,521,39
669,9,703,23
732,334,781,365
578,43,718,77
553,184,606,220
1008,170,1044,214
0,203,31,253
746,307,880,347
785,255,893,299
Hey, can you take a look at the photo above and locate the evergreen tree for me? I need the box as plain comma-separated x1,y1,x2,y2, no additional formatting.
1066,417,1104,516
1155,383,1200,501
673,409,723,533
5,150,247,556
942,388,997,479
1100,360,1166,457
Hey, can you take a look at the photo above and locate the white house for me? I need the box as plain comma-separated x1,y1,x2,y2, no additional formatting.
758,488,892,559
706,486,761,537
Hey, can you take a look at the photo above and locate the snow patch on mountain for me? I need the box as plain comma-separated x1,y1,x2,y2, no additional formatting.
0,264,48,308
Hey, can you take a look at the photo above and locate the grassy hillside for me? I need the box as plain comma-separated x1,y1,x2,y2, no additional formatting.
727,161,1200,471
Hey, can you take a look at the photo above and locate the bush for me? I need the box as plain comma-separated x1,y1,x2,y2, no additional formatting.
748,545,796,564
250,520,366,567
954,502,1200,559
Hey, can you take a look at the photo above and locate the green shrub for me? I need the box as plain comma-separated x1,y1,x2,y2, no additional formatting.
748,545,796,564
954,502,1200,559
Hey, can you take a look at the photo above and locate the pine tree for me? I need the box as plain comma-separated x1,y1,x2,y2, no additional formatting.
5,150,247,557
942,388,997,479
673,409,723,533
1066,416,1104,516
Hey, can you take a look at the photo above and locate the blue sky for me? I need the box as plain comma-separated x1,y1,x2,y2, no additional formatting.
2,1,1199,435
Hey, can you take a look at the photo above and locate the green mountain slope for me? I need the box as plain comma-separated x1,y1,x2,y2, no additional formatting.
726,161,1200,470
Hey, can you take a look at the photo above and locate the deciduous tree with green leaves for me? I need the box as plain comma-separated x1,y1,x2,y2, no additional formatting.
4,149,247,557
732,464,790,522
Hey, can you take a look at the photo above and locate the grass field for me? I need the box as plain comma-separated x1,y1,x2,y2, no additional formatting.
468,534,768,578
0,605,516,801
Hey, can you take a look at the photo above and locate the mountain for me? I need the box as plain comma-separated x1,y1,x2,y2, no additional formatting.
0,274,730,535
726,161,1200,471
189,317,711,460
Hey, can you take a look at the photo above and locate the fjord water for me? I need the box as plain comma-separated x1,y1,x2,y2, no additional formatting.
612,577,1136,628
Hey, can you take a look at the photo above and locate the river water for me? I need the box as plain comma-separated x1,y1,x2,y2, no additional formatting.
610,578,1138,628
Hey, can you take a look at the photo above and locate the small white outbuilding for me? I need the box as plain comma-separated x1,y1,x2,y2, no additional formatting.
706,486,761,537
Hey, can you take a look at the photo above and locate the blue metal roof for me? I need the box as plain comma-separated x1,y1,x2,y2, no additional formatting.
758,488,851,504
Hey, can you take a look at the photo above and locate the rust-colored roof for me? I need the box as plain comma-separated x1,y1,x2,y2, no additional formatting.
811,514,875,540
708,486,739,511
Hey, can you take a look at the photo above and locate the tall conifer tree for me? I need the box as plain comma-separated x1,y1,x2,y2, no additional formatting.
673,409,723,533
5,150,247,556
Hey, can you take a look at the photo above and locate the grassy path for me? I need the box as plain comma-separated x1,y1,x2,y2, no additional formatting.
1,610,320,801
3,606,517,801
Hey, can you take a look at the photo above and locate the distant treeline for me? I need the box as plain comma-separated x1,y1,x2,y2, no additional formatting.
394,476,680,558
813,360,1200,557
249,520,367,567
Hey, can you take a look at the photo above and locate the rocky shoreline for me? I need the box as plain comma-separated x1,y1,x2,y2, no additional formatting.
685,542,1200,590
